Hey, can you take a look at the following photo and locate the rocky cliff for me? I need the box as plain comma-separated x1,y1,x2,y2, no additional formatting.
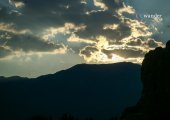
121,41,170,120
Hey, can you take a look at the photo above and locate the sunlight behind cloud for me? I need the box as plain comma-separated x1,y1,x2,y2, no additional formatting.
93,0,108,10
9,0,25,8
0,0,167,77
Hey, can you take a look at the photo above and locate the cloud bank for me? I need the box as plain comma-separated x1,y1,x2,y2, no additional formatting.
0,0,165,64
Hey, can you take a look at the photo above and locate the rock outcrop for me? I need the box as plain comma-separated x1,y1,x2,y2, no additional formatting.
121,41,170,120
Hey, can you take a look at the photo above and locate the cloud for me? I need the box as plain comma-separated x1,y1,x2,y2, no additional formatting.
144,38,164,48
42,23,86,41
1,0,125,39
129,0,170,42
126,38,164,48
102,48,145,58
0,46,12,58
9,0,25,8
0,23,66,59
77,2,164,63
0,6,9,20
4,33,63,52
80,46,98,58
126,38,143,46
1,0,169,77
0,0,165,63
0,23,29,34
100,0,123,10
79,34,164,63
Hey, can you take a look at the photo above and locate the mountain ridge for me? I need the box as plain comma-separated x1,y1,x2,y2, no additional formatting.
0,62,140,80
0,62,141,120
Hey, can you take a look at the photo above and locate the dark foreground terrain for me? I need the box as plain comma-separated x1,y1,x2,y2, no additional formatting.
121,41,170,120
2,39,170,120
0,62,141,120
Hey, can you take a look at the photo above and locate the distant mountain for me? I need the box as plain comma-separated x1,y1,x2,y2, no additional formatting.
0,62,141,120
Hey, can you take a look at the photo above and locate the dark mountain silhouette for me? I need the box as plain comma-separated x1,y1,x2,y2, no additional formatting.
121,41,170,120
0,62,142,120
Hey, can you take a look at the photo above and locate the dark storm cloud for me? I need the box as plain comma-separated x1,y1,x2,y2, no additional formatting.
0,46,11,58
0,6,10,21
101,0,123,10
0,2,22,24
6,34,63,52
127,38,162,48
80,46,98,58
102,48,145,58
10,0,24,2
0,0,130,40
75,11,123,40
0,0,165,77
144,39,161,48
9,0,88,30
76,16,131,41
0,0,156,62
126,39,143,46
0,29,64,57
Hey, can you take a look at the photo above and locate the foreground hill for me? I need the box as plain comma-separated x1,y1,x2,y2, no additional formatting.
0,62,141,120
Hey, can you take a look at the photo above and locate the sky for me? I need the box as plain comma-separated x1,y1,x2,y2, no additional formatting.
0,0,169,77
